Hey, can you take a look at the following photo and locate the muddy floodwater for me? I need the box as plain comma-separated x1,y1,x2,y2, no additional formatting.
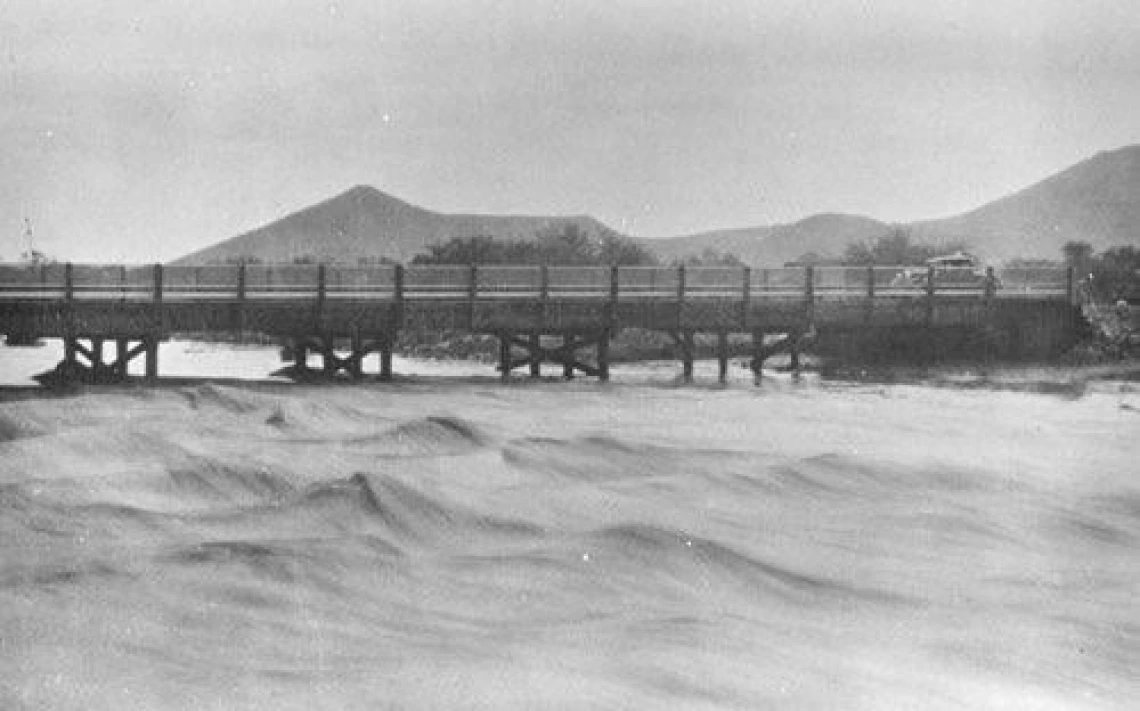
1,342,1138,709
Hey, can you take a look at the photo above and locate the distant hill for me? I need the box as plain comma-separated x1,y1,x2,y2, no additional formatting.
174,145,1140,266
909,145,1140,262
656,145,1140,265
173,186,621,265
644,213,894,266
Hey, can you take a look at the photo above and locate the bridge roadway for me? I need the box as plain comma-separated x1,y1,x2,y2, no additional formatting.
0,262,1077,383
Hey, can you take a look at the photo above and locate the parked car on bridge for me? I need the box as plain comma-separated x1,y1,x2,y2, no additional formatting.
889,252,997,290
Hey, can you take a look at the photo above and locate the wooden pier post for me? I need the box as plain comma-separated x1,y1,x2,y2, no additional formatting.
789,332,801,376
145,336,159,382
350,332,364,379
529,332,541,377
751,330,765,378
322,336,337,376
115,338,129,378
562,335,575,379
379,337,393,382
598,330,610,382
64,337,77,369
717,331,729,384
681,331,694,382
499,333,511,381
295,341,309,374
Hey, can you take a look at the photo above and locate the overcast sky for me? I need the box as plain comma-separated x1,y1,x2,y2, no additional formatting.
3,0,1138,262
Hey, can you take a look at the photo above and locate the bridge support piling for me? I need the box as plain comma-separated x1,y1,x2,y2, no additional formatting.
680,331,694,383
379,338,394,382
717,332,729,384
49,335,155,384
294,342,310,375
349,333,364,379
283,335,384,380
597,330,610,382
145,336,159,382
529,332,541,378
115,338,129,379
750,330,766,380
321,338,337,377
789,332,802,376
497,332,607,380
499,333,511,382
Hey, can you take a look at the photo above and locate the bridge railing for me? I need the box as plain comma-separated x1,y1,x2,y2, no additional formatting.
164,265,241,301
0,263,69,299
618,267,681,299
244,265,320,300
475,266,544,299
997,267,1070,297
548,266,612,298
0,262,1076,304
325,265,397,299
751,268,808,297
403,265,471,300
685,267,745,298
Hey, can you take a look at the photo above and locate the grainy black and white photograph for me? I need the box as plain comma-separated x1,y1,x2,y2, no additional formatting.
2,1,1138,709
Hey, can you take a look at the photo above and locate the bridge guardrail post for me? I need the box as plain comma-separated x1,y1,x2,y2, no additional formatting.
153,263,164,333
742,265,751,330
865,265,875,324
925,263,936,325
468,264,478,330
804,265,815,326
677,264,686,330
394,263,405,328
540,264,550,331
314,263,327,335
608,264,619,332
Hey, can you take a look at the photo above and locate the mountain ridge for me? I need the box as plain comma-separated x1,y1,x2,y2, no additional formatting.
174,145,1140,266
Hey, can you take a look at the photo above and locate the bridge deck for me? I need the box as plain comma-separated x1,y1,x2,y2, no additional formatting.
1,263,1073,338
0,263,1080,383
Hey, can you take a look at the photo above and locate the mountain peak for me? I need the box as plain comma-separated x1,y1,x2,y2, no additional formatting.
1093,144,1140,161
173,186,623,265
327,185,416,210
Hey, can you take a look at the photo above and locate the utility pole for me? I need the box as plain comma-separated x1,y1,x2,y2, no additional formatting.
20,217,40,263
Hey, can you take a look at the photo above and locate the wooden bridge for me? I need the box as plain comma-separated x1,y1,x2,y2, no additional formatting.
0,262,1079,384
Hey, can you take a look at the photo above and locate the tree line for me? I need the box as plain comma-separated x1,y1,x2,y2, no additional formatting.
411,224,657,266
1060,241,1139,303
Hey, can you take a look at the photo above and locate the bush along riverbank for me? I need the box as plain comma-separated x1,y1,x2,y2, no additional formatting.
394,329,774,365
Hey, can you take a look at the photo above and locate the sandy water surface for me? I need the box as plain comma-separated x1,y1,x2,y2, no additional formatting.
1,342,1138,709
